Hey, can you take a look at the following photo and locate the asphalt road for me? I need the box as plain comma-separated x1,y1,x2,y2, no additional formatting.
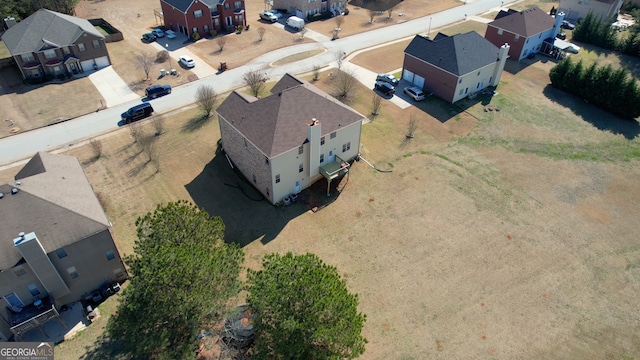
0,0,514,167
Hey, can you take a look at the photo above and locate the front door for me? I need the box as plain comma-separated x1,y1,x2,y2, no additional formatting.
4,293,24,308
226,16,233,27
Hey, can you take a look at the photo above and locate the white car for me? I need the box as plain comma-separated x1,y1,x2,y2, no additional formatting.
179,55,195,68
259,11,278,23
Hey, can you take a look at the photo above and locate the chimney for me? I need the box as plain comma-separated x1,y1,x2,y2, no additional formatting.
307,118,321,178
553,12,565,38
491,43,510,87
4,17,16,29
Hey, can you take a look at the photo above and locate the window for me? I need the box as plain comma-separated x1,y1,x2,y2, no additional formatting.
497,28,503,35
252,174,257,183
21,53,35,62
234,1,242,9
342,142,351,153
225,3,230,9
56,248,68,259
214,18,220,26
514,35,520,42
275,174,280,183
459,89,464,95
299,163,304,173
67,266,79,279
204,24,209,33
105,250,116,261
298,145,304,155
92,39,100,49
43,49,56,59
235,15,243,22
12,266,26,277
266,188,270,196
320,136,325,145
192,27,198,34
194,10,203,18
265,157,269,164
114,268,124,279
320,154,324,163
330,132,336,139
78,43,86,52
477,71,481,76
458,78,462,84
27,284,40,297
465,87,469,94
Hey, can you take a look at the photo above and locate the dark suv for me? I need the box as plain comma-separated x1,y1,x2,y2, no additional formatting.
145,84,172,99
121,103,154,124
374,81,395,96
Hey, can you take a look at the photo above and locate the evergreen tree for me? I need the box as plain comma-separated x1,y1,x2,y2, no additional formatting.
247,252,367,360
107,201,244,360
549,57,574,91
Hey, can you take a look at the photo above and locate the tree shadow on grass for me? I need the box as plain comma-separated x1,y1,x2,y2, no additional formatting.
542,84,640,139
181,114,211,133
78,334,129,360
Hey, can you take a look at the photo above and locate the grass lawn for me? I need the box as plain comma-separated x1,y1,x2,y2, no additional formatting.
0,40,10,58
1,39,632,358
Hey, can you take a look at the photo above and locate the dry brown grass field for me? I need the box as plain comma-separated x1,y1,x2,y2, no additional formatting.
1,1,640,359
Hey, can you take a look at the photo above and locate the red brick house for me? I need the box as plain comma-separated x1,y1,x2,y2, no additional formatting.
160,0,246,37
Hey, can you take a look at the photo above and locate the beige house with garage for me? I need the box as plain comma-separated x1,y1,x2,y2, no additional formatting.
216,74,366,205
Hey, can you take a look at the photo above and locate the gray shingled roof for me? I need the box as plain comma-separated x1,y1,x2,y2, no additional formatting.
404,32,501,76
488,6,555,37
0,152,110,271
2,8,103,55
163,0,197,12
216,74,366,158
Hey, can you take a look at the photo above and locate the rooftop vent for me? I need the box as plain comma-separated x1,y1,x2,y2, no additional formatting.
15,181,21,185
11,188,19,195
0,192,4,198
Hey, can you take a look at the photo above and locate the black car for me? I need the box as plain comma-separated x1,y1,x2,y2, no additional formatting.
145,84,172,99
556,32,567,40
142,33,156,42
374,81,395,96
121,103,154,124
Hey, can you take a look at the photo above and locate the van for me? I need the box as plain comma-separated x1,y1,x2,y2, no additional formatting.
286,16,305,30
121,103,154,123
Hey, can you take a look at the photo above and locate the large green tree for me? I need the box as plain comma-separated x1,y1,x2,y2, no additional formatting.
106,201,244,360
247,252,367,360
1,0,78,20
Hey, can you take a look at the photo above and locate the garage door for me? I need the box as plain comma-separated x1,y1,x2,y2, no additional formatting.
413,74,425,88
402,69,414,82
94,56,110,69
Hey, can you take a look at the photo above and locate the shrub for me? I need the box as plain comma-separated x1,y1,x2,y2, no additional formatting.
192,32,200,41
307,12,331,22
210,29,217,37
156,50,169,63
237,25,243,33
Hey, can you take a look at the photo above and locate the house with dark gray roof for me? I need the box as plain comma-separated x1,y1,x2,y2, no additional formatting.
216,74,366,204
558,0,624,22
402,32,510,103
485,7,563,61
1,9,111,82
0,152,126,341
160,0,246,38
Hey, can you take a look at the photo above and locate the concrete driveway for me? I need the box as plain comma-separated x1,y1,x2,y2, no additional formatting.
89,66,140,107
151,34,218,79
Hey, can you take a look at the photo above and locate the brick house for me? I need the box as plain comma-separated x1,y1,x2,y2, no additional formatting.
273,0,347,18
402,32,510,103
485,7,563,61
1,9,111,82
216,74,366,205
160,0,247,37
558,0,624,21
0,152,127,341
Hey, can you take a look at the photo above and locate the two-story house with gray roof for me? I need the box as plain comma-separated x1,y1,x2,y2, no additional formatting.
273,0,347,19
402,32,510,103
216,74,366,205
558,0,624,21
485,7,563,61
1,9,111,82
0,152,127,341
